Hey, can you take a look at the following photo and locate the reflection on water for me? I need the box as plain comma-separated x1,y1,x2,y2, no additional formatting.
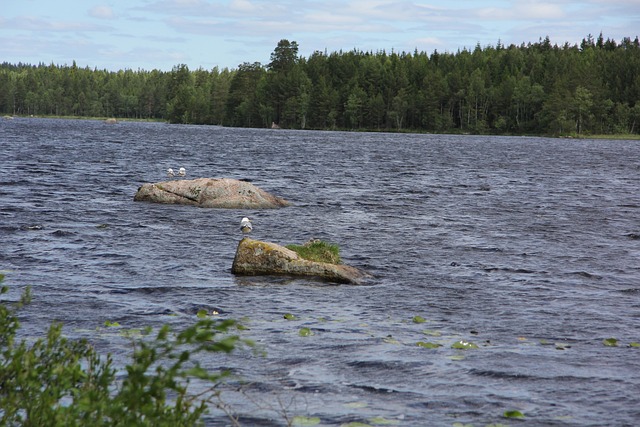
2,118,640,425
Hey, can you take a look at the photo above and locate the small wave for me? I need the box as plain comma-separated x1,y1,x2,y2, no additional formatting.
566,271,603,280
50,229,75,237
482,266,536,274
468,368,536,380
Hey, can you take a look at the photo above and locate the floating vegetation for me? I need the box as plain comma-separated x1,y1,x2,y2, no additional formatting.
422,329,442,337
417,341,442,349
286,239,341,264
603,338,619,347
284,313,297,320
299,327,313,337
630,342,640,348
96,223,109,229
104,320,121,327
340,423,372,427
344,401,368,409
412,315,426,323
383,335,401,345
504,410,525,419
292,415,321,426
369,417,400,426
555,342,571,350
451,340,479,350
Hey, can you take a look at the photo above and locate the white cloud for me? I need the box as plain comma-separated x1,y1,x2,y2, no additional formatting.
476,2,565,21
89,5,115,20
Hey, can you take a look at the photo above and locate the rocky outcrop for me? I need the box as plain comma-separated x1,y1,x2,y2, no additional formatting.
231,238,373,285
134,178,290,209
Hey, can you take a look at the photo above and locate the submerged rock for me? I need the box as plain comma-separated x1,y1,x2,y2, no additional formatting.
231,237,373,285
134,177,290,209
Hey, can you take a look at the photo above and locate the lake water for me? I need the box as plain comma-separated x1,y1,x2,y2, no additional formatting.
1,118,639,426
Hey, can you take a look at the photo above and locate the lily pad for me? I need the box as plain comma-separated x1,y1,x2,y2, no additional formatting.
504,410,525,419
369,416,400,425
412,315,427,323
104,320,121,327
451,340,479,350
422,329,442,337
340,423,372,427
292,416,321,426
603,338,618,347
383,336,401,345
417,341,442,349
299,327,313,337
284,313,297,320
629,342,640,348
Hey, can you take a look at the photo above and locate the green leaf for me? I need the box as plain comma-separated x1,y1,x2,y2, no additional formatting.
299,327,313,337
284,313,297,320
412,315,426,323
422,329,442,337
416,341,442,349
196,309,208,318
504,410,525,419
451,340,479,350
603,338,618,347
104,320,121,327
629,342,640,348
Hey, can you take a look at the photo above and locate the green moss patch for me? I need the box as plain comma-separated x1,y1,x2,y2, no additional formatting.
286,239,341,264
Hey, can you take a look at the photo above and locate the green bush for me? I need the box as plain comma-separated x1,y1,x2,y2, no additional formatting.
285,240,341,264
0,274,249,426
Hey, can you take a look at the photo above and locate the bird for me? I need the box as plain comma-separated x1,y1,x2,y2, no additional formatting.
240,217,252,234
167,168,175,177
178,167,186,177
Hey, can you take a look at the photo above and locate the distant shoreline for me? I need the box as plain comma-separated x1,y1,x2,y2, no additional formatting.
5,114,640,140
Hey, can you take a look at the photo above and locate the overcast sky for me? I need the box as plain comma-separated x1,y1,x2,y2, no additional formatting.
2,0,639,71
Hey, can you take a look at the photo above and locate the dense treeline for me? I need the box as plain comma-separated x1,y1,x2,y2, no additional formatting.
1,33,639,135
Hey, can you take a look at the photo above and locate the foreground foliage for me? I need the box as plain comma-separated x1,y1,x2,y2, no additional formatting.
2,33,640,136
0,274,247,426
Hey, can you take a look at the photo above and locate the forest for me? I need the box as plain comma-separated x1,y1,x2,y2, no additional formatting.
1,33,639,136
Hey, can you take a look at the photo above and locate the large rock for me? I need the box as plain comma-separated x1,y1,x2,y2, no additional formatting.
232,238,373,285
134,178,290,209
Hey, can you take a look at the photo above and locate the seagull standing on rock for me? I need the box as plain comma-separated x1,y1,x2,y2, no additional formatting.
240,217,252,234
178,167,186,177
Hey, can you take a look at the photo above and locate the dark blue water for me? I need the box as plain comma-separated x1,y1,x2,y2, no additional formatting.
2,118,640,426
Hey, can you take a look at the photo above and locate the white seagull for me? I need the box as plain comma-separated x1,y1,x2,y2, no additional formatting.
178,167,186,177
167,168,175,177
240,217,252,234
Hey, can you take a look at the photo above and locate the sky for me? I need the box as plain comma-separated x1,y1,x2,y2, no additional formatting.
1,0,639,72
